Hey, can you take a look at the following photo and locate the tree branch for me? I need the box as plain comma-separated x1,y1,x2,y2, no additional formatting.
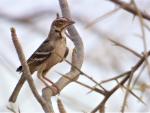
110,0,150,21
91,51,150,113
11,27,52,113
41,0,84,109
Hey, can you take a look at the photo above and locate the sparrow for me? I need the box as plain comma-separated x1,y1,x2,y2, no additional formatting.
9,15,75,102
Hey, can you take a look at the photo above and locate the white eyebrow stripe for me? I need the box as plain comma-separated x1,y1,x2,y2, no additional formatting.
57,18,68,21
33,57,47,61
35,51,50,55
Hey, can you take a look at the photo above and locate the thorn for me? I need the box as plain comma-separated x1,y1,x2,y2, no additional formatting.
56,13,60,18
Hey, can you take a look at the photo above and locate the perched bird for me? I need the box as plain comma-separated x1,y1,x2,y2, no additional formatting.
9,15,75,102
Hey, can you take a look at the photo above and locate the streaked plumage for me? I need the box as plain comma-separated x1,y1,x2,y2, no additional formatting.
9,16,74,102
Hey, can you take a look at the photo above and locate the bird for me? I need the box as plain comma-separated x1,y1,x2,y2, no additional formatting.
9,15,75,103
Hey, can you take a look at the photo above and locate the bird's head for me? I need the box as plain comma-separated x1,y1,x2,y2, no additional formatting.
52,15,75,32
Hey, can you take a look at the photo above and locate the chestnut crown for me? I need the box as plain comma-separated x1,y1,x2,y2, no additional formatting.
52,16,75,32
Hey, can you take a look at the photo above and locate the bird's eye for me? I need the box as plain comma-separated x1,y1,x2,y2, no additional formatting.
55,21,64,27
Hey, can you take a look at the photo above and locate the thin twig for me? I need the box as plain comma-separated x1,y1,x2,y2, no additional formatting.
108,38,141,58
121,70,134,112
121,84,146,105
91,74,130,113
57,98,67,113
56,71,106,95
91,51,150,113
85,7,121,28
132,0,150,79
110,0,150,21
100,71,131,84
121,1,150,111
7,106,20,113
144,23,150,31
65,32,106,91
132,64,146,88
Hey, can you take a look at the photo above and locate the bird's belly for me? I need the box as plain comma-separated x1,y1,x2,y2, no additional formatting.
45,40,66,69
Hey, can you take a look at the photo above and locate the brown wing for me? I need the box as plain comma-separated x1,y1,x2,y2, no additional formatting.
64,47,69,58
16,39,54,72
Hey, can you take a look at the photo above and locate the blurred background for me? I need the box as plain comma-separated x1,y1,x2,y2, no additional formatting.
0,0,150,112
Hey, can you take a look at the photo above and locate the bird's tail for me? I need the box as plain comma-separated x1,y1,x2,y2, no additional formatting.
16,66,22,72
9,75,26,103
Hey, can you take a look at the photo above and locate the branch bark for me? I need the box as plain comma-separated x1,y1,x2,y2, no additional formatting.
11,27,53,113
42,0,84,100
9,0,84,112
91,51,150,113
110,0,150,21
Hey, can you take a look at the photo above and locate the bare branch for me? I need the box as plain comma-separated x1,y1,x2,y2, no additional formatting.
100,71,131,84
56,71,106,95
91,51,150,113
57,98,67,113
108,38,141,58
110,0,150,21
85,7,121,28
10,27,52,113
41,0,84,108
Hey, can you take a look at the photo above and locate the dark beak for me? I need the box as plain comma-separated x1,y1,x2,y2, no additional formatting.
68,20,75,25
63,20,75,30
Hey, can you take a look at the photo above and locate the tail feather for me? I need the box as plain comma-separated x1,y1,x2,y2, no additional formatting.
16,66,22,72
